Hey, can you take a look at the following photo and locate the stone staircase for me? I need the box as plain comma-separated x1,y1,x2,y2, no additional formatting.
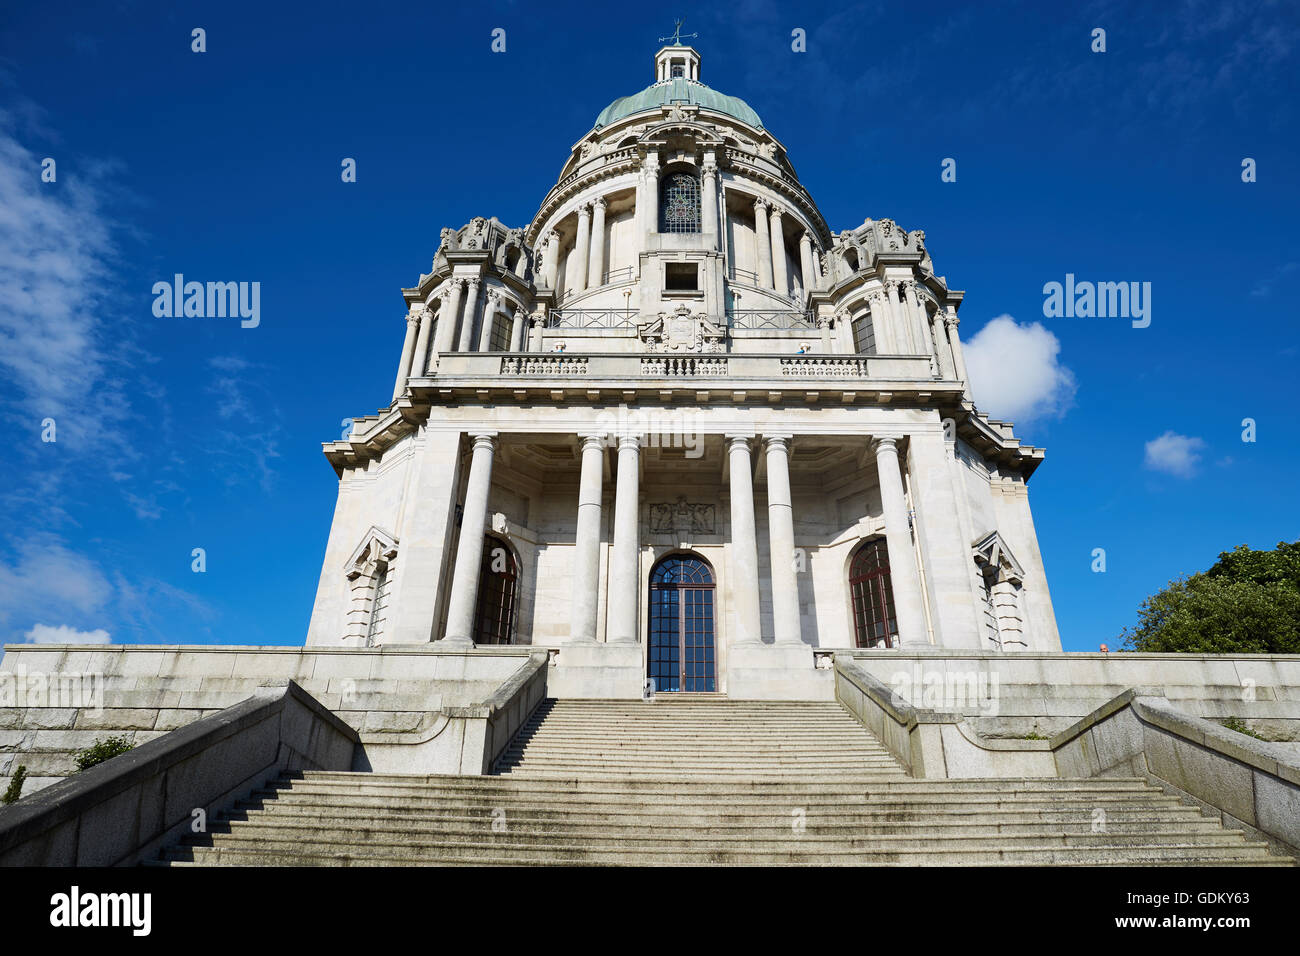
160,697,1293,866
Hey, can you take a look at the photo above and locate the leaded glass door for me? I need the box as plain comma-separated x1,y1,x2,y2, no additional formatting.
648,554,716,692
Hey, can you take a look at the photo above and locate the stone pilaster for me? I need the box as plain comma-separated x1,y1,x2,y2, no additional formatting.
478,290,501,352
543,231,560,290
799,231,817,299
509,307,526,352
945,310,972,400
701,159,719,244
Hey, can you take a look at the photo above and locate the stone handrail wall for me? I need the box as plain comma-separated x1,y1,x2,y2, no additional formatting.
443,651,549,774
0,681,357,866
1052,688,1300,857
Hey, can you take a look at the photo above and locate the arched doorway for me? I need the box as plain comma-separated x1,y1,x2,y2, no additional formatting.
472,534,518,645
648,554,716,692
849,537,898,648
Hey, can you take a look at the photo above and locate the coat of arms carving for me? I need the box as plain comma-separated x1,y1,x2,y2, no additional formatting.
650,496,715,534
638,304,726,353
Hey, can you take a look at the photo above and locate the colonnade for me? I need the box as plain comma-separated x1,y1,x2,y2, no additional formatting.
436,431,930,649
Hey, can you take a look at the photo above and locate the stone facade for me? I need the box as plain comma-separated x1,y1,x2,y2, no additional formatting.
305,44,1061,697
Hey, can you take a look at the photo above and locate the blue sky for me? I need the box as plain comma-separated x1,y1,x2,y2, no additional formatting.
0,0,1296,653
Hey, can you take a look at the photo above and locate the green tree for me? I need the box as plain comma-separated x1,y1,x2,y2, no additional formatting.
1121,541,1300,653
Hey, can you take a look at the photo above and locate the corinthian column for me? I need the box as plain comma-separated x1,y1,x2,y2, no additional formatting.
639,154,660,235
886,280,913,352
872,437,928,646
907,282,937,373
769,204,789,298
701,160,719,243
607,434,641,643
509,308,526,352
457,277,480,352
588,197,606,286
393,310,420,400
754,198,773,289
543,231,560,290
764,435,802,645
434,281,463,354
945,310,972,400
570,434,605,644
442,433,497,645
868,289,894,353
573,203,591,293
727,435,762,644
478,290,500,352
799,231,817,299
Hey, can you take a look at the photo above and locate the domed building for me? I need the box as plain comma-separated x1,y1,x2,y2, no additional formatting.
306,43,1061,698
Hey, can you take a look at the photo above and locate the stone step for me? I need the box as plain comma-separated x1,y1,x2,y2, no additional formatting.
214,811,1232,840
167,838,1281,866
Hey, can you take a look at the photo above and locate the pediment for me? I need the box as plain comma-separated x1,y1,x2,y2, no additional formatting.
972,530,1025,584
345,526,399,576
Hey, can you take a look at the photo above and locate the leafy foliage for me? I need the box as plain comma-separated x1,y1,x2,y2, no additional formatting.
2,766,28,805
1120,541,1300,654
73,735,135,772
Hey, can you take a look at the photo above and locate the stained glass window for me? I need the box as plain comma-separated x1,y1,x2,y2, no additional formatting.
659,172,701,234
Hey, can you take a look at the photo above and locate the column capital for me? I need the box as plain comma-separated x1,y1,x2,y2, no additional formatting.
406,310,423,327
577,432,607,451
725,433,755,447
871,435,903,456
944,311,960,329
753,196,770,213
577,202,592,217
486,289,502,306
468,432,498,451
769,203,785,219
762,434,793,451
701,160,718,178
462,276,480,289
616,433,641,450
591,195,607,210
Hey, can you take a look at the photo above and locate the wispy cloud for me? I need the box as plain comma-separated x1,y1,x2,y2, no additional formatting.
1144,430,1206,478
22,623,111,644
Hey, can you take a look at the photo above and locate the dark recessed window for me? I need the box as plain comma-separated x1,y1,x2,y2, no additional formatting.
849,537,898,648
665,263,698,291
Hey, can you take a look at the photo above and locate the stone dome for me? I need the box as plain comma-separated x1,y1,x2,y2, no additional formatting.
594,77,763,130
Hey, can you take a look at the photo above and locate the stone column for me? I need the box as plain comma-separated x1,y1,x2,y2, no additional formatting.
769,204,789,298
727,435,762,644
573,203,591,293
457,277,480,352
639,155,660,235
872,437,928,646
607,435,641,643
907,282,937,374
701,160,719,242
410,304,436,378
886,280,914,352
478,290,500,352
799,231,817,299
392,310,420,400
934,311,957,379
570,434,605,644
434,280,463,354
868,289,894,353
588,197,606,286
945,311,972,400
753,199,774,289
764,436,802,645
543,231,560,290
509,307,526,352
442,433,497,645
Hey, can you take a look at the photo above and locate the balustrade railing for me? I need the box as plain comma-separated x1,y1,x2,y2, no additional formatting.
546,308,638,329
499,355,590,376
727,309,816,330
640,356,729,377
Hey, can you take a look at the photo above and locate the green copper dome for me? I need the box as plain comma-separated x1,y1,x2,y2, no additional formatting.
594,78,763,130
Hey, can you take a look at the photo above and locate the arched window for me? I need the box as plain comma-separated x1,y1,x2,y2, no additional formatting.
473,535,518,645
659,172,701,233
648,554,715,692
849,537,898,648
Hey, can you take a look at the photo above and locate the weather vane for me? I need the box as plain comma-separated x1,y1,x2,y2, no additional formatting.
659,18,698,46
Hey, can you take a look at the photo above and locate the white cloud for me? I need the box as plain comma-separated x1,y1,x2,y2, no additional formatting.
1144,431,1206,478
22,623,111,644
0,535,114,628
962,314,1077,423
